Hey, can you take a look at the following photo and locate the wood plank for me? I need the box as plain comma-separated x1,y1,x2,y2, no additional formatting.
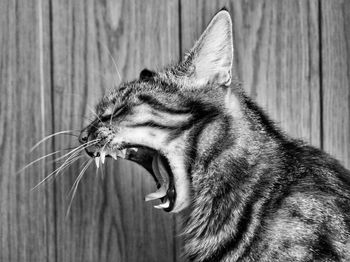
0,0,55,261
321,0,350,169
179,0,320,260
51,0,179,261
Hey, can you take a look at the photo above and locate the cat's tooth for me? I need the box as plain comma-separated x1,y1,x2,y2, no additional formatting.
117,149,127,159
131,147,138,152
145,186,167,201
110,152,117,160
95,157,100,169
154,199,170,209
100,151,106,164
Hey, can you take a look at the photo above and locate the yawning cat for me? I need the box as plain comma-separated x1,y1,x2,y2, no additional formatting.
79,10,350,262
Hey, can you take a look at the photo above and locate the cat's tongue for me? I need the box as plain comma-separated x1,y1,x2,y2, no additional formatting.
94,148,172,210
144,154,171,209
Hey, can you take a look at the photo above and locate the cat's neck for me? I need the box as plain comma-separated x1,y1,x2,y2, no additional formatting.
182,88,286,261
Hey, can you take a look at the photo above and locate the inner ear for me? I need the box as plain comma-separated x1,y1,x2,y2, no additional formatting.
183,10,233,88
140,68,156,80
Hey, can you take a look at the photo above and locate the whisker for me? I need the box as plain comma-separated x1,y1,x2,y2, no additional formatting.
66,158,93,217
49,144,93,179
53,139,100,162
30,130,80,152
31,155,84,190
24,139,97,177
98,40,122,84
46,153,84,181
19,145,83,174
17,150,62,174
67,159,89,197
87,105,102,123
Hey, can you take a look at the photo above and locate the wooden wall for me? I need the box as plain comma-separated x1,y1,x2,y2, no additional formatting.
0,0,349,261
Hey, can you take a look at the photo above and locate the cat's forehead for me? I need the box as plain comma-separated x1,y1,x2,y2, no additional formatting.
95,75,175,113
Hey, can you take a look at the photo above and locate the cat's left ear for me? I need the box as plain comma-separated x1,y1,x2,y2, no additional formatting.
140,68,156,81
184,10,233,87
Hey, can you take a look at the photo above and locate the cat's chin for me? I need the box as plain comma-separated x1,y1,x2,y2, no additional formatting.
91,145,176,212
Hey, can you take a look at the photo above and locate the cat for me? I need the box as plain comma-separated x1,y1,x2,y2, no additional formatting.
79,9,350,262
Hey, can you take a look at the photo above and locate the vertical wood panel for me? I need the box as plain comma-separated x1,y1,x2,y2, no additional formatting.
0,0,55,261
321,0,350,169
6,1,350,262
51,0,179,261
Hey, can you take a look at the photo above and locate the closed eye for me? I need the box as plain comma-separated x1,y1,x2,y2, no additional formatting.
100,105,128,122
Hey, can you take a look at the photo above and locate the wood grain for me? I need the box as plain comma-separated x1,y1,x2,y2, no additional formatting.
321,0,350,169
1,1,350,262
50,0,179,261
0,0,55,261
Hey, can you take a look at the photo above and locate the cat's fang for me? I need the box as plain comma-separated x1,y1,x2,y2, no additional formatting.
110,152,117,160
95,157,100,169
154,199,170,209
145,186,167,201
100,152,106,164
117,149,127,159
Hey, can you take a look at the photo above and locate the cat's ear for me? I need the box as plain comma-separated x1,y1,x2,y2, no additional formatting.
184,10,233,87
140,68,156,81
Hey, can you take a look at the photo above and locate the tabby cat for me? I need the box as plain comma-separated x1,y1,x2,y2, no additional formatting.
79,10,350,262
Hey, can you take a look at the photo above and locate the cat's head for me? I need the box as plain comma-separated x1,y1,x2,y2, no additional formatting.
79,10,234,213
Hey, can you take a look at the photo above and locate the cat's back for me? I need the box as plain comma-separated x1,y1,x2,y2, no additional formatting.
247,143,350,261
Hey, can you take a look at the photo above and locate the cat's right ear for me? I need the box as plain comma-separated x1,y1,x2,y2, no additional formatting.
140,68,156,81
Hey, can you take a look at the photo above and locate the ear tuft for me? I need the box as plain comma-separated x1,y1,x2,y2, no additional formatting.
140,68,156,81
185,10,233,87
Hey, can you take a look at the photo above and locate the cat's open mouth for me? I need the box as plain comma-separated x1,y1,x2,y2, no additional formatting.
88,146,176,212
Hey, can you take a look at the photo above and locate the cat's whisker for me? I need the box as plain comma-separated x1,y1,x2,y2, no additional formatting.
98,40,122,85
66,158,93,217
18,144,87,174
26,139,98,178
87,105,102,124
53,151,84,176
53,139,100,163
17,150,63,174
30,130,80,152
31,155,84,191
66,159,90,197
50,144,93,179
33,144,90,190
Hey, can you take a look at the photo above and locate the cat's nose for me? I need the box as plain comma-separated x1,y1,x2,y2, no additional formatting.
79,129,89,144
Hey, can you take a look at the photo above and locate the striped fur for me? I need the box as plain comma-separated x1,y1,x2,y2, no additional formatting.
82,10,350,262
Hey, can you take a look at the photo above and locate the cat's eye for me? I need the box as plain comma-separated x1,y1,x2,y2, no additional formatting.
100,105,127,122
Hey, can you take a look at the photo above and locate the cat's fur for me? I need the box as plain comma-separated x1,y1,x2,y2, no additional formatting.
80,10,350,262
